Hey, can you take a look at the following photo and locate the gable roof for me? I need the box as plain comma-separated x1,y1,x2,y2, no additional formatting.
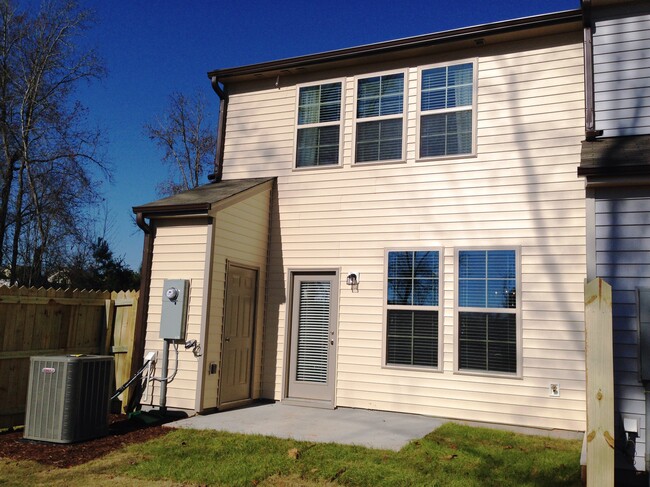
207,10,582,83
132,178,274,217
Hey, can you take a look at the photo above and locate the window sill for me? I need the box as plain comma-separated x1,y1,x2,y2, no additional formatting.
382,363,443,373
353,159,407,168
454,369,522,380
292,163,343,172
416,151,477,163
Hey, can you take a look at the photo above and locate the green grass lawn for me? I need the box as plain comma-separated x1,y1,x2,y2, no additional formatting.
0,422,582,487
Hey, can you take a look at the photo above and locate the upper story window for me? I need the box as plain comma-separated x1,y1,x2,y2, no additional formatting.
457,249,518,375
355,72,404,163
385,249,441,368
420,62,474,158
296,82,342,168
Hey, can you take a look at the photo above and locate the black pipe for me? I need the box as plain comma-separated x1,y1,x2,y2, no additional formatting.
127,212,155,412
111,356,154,401
209,77,228,182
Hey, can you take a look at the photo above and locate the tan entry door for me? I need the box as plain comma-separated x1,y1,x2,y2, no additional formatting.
287,273,338,405
220,264,257,406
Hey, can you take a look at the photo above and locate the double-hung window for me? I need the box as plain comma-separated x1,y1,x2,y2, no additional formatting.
420,62,474,158
457,249,518,374
356,73,404,163
385,250,440,368
296,82,342,167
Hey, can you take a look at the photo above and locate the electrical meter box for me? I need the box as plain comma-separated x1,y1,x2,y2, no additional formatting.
160,279,189,340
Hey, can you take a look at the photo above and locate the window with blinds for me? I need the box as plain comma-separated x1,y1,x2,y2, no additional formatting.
385,250,440,368
296,82,342,168
295,281,331,383
356,73,404,163
420,62,474,158
458,249,518,374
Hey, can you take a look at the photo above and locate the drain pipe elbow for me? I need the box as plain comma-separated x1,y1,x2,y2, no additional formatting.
209,76,228,183
211,76,227,101
136,212,151,235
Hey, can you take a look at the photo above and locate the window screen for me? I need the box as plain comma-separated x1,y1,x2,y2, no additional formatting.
356,73,404,163
458,250,517,374
386,250,440,368
420,63,473,158
296,82,341,167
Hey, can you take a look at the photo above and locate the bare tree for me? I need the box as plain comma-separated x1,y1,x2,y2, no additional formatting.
145,91,216,196
0,0,108,285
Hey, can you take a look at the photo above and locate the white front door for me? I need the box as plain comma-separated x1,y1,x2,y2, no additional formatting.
286,273,338,405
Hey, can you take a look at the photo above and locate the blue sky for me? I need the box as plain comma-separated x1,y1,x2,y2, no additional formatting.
75,0,579,269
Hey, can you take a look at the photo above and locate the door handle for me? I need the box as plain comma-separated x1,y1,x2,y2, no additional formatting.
225,337,231,342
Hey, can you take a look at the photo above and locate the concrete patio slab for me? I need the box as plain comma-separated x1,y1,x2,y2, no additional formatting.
166,402,447,451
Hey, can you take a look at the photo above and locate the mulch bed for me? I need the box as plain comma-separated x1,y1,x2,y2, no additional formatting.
0,414,176,468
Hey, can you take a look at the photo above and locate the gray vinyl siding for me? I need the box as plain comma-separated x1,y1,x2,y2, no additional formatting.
593,5,650,137
593,186,650,471
222,31,586,431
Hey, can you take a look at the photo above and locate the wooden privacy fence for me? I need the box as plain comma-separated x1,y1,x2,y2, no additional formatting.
0,286,139,429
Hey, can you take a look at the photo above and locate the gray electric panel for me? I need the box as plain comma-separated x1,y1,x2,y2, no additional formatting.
160,278,189,339
640,289,650,381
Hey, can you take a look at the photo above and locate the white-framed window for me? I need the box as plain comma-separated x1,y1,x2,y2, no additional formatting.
457,249,519,375
295,81,342,168
355,72,405,163
385,249,441,368
419,61,475,159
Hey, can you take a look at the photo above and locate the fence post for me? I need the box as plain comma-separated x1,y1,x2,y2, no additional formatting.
104,298,116,355
585,277,614,486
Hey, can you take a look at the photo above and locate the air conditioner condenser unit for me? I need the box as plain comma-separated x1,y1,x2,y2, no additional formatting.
24,355,114,443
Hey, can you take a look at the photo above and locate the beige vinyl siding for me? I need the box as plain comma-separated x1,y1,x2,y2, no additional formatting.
224,89,296,175
201,185,272,410
143,218,210,411
224,31,586,431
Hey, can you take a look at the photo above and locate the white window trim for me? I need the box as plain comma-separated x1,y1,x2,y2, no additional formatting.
416,58,478,162
381,247,444,372
353,69,407,165
453,246,522,379
293,78,346,171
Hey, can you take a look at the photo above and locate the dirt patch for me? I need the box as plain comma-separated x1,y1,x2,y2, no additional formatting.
0,414,175,468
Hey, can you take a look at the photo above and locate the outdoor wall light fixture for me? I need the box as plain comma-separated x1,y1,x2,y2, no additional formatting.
346,272,360,292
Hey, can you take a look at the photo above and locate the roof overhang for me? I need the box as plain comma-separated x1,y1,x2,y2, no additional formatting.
132,178,275,219
579,136,650,185
207,10,582,84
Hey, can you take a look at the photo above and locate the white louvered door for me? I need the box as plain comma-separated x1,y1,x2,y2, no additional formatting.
287,273,337,404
